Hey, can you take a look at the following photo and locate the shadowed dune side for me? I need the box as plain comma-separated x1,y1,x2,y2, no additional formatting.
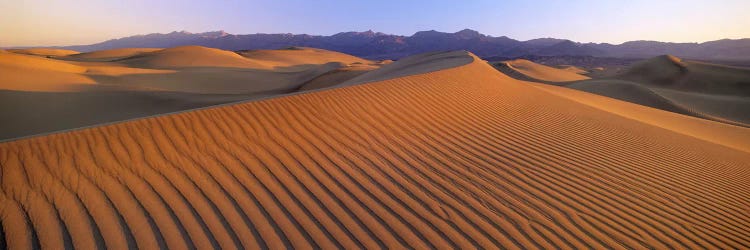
1,52,749,249
237,47,374,68
297,66,374,91
556,65,589,75
62,48,162,62
567,55,750,127
339,50,475,86
0,89,254,141
493,59,590,83
568,80,750,127
0,46,385,140
8,48,80,57
653,88,750,125
615,55,750,96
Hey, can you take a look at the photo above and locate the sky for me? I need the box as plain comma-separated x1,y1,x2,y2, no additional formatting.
2,0,749,47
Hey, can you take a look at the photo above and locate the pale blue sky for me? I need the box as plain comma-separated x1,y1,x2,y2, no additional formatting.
2,0,749,46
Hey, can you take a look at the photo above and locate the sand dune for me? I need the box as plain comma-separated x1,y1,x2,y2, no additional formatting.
297,66,375,91
569,55,750,127
237,47,373,68
340,50,474,86
0,52,95,91
63,48,162,62
2,51,749,249
8,48,80,57
494,59,590,83
556,65,589,74
117,46,268,69
616,55,750,95
569,80,750,127
0,46,381,140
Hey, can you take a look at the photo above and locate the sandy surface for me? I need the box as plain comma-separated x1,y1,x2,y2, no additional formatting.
556,65,589,74
1,51,749,249
494,59,590,83
8,48,80,57
0,46,381,140
63,48,162,61
569,55,750,127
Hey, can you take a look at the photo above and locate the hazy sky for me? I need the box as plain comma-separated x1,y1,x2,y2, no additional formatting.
2,0,749,46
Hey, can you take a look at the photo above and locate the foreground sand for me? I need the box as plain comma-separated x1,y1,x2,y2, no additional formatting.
1,52,749,249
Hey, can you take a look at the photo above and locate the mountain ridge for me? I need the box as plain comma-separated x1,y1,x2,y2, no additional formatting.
12,29,750,61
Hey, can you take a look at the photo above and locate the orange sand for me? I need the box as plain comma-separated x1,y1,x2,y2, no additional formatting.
1,52,749,249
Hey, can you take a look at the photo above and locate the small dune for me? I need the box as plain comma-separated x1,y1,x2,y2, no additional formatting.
494,59,590,83
237,47,374,68
556,65,589,74
1,51,749,249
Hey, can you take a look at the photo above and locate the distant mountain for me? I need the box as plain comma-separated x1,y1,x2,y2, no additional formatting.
46,29,750,61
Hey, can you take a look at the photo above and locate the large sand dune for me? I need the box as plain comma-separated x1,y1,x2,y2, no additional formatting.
493,59,590,83
0,46,382,140
1,51,749,249
569,55,750,127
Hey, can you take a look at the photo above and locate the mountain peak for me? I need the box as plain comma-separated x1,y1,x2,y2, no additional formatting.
455,29,482,39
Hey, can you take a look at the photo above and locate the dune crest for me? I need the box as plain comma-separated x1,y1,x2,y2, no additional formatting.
1,51,749,249
494,59,590,83
64,48,162,61
8,48,80,57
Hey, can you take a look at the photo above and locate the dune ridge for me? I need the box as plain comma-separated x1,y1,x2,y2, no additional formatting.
1,52,749,249
0,46,386,140
64,48,162,61
8,48,80,57
494,59,590,83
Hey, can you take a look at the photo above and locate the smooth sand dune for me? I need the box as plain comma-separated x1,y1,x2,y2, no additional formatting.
569,55,750,127
340,50,474,86
569,80,750,127
494,59,590,83
1,51,749,249
0,46,382,140
616,55,750,96
297,66,375,91
117,46,268,69
557,65,589,74
64,48,162,62
237,47,373,68
0,52,95,91
8,48,80,57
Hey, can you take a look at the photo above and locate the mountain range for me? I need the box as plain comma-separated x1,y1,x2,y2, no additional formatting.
35,29,750,61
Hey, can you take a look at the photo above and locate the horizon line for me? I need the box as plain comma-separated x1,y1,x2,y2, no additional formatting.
4,28,749,48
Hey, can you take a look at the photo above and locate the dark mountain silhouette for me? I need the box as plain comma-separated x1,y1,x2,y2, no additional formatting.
44,29,750,60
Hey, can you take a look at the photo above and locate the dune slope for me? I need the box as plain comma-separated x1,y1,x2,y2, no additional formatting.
0,46,382,140
8,48,80,57
63,48,162,62
569,55,750,127
494,59,590,83
1,52,750,249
